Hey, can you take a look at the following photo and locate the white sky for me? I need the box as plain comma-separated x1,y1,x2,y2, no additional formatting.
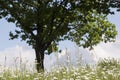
0,11,120,70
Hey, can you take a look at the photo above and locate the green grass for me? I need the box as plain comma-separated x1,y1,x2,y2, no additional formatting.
0,58,120,80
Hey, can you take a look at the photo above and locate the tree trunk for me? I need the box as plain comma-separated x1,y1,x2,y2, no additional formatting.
35,45,45,72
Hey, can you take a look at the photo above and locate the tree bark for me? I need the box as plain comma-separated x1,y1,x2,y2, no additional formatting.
35,45,45,72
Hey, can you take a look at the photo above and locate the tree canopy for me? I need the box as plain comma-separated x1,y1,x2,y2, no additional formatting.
0,0,119,71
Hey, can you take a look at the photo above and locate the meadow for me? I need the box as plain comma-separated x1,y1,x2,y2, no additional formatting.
0,57,120,80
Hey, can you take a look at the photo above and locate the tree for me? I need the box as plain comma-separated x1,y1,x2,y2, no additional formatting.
0,0,119,72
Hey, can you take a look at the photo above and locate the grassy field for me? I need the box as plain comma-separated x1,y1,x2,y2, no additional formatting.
0,58,120,80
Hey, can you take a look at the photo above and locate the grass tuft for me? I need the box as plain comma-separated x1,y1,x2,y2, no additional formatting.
0,58,120,80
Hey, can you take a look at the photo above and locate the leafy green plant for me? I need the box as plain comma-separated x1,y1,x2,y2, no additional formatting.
97,58,120,70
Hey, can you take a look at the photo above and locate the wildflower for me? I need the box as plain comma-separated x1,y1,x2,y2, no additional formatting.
76,75,81,79
12,74,18,78
101,71,105,75
38,73,42,76
83,76,89,80
96,79,100,80
52,77,58,80
103,76,107,79
89,71,95,75
61,78,66,80
75,79,81,80
25,74,30,77
34,78,39,80
69,78,74,80
56,70,60,73
73,72,79,76
62,71,66,74
0,75,3,78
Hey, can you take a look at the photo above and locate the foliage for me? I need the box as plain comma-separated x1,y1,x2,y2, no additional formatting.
0,0,119,52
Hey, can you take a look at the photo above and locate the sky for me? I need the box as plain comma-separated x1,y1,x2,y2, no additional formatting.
0,11,120,70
